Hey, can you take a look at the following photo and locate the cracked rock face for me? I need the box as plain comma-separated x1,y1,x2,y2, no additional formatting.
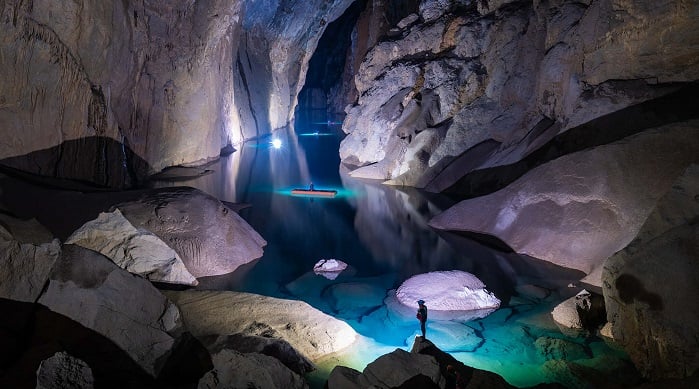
340,0,699,187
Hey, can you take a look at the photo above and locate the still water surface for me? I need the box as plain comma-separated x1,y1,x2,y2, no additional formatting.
154,122,629,387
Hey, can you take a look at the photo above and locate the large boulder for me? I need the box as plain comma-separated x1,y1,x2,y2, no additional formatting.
339,0,699,187
116,187,266,277
602,164,699,380
0,216,60,302
198,349,307,389
551,289,606,337
395,270,500,311
163,290,356,361
65,209,197,286
37,245,182,377
430,122,699,286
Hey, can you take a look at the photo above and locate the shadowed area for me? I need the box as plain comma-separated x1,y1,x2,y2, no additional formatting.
615,274,663,311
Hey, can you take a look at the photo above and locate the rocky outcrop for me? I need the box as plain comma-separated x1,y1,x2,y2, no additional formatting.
116,187,266,277
339,0,699,187
327,337,516,389
66,209,197,286
35,352,94,389
37,245,182,377
602,164,699,380
198,349,307,389
430,122,699,286
0,216,60,302
395,270,500,311
163,290,357,361
551,289,606,337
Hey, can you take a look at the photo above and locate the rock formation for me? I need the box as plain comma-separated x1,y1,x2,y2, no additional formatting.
602,164,699,381
66,209,197,286
429,122,699,286
115,187,266,277
163,290,357,361
551,289,606,337
35,352,95,389
37,245,183,377
339,0,699,187
198,349,307,389
395,270,500,311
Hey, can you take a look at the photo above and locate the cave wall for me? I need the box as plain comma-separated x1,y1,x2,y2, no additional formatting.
0,0,354,187
338,0,699,185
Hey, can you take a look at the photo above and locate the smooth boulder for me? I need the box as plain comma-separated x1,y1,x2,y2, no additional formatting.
66,208,197,286
116,187,266,277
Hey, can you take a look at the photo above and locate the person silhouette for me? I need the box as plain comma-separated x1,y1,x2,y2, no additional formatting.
416,300,427,338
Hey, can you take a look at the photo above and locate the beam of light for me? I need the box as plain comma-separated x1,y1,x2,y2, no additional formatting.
271,138,282,149
298,131,335,137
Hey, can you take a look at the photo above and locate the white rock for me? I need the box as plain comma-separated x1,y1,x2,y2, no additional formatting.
66,209,197,286
395,270,500,311
36,351,94,389
38,245,182,377
163,290,356,361
313,259,348,279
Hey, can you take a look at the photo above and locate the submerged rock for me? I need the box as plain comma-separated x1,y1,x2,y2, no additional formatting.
66,209,197,286
35,352,94,389
163,290,357,361
603,164,699,380
395,270,500,311
37,245,182,377
116,187,266,278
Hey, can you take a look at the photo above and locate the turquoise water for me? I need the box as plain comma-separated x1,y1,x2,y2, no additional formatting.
153,124,634,388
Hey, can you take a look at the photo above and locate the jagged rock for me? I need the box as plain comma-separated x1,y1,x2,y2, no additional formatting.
603,164,699,380
35,351,94,389
116,187,266,278
430,122,699,286
198,349,307,389
37,245,182,377
328,337,516,389
340,0,699,188
551,290,606,336
65,209,197,286
201,334,315,375
313,259,348,279
163,290,356,361
0,217,60,302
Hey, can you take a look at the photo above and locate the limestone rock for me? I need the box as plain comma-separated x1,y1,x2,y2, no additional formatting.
603,164,699,380
198,349,307,389
340,0,699,188
35,351,94,389
37,245,182,377
313,259,348,279
535,337,589,361
163,290,356,361
66,209,197,286
551,290,606,336
396,270,500,311
0,217,61,303
430,122,699,286
116,187,266,278
0,0,244,187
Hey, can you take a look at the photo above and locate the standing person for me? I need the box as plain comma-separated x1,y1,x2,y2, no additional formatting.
416,300,427,338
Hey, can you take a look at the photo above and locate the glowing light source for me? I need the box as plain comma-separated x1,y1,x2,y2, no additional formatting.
271,138,282,149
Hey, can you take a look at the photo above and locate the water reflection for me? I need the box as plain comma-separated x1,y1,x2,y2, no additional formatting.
151,124,630,388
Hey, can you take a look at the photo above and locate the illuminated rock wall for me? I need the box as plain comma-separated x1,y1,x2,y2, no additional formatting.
339,0,699,185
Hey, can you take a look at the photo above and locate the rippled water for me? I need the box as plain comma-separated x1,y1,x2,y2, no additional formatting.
152,123,632,388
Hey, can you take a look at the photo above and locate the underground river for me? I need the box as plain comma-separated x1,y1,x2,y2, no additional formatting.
151,120,632,388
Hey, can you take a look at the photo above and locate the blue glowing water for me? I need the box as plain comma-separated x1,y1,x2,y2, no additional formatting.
154,124,632,388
